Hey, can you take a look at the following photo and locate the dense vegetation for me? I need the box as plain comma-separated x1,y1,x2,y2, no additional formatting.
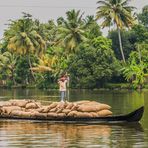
0,3,148,89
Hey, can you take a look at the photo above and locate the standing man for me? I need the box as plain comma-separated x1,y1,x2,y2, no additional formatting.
58,75,67,102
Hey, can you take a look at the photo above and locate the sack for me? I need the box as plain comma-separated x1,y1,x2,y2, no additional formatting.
77,103,111,112
25,102,39,109
97,109,112,117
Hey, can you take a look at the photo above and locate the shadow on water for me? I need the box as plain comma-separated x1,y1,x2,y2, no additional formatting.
0,120,145,148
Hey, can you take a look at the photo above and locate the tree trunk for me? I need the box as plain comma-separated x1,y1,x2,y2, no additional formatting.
28,55,36,81
12,69,16,85
137,44,141,62
117,28,126,63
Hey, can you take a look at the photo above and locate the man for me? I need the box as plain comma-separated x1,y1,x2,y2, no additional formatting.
58,75,67,102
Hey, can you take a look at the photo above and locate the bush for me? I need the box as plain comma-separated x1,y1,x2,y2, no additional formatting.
68,37,120,88
104,83,130,89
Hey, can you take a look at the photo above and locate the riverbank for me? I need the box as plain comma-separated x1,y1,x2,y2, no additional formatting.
0,83,148,90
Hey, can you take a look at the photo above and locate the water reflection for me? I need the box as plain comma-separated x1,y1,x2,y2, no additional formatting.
0,120,145,148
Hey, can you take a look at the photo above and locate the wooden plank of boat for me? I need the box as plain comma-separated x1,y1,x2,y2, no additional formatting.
0,106,144,123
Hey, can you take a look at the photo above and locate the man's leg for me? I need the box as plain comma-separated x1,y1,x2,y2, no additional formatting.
64,91,67,101
61,91,64,102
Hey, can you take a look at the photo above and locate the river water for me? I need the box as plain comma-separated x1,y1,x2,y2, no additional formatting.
0,89,148,148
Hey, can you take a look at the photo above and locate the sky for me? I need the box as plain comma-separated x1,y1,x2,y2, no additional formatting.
0,0,147,39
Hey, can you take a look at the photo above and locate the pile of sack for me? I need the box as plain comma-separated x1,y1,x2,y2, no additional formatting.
0,100,112,119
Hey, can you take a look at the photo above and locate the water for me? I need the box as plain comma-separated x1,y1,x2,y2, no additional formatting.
0,89,148,148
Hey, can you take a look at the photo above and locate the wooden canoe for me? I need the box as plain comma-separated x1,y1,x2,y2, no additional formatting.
0,106,144,123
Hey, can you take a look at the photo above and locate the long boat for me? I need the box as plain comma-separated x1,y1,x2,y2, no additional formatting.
0,106,144,123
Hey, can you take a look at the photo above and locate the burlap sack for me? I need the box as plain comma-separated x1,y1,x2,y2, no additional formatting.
10,110,22,116
65,103,74,110
77,105,96,112
67,111,78,117
100,104,111,110
21,111,32,118
1,106,22,114
56,108,63,113
25,102,39,109
71,103,78,111
97,109,112,117
0,101,12,107
48,102,58,110
56,102,65,109
62,109,71,114
47,112,58,118
57,113,66,118
36,107,44,113
9,99,29,107
74,112,93,118
82,101,100,106
75,100,91,105
37,106,50,113
35,102,42,108
10,110,31,118
77,103,111,112
50,107,57,112
32,112,47,118
90,112,99,117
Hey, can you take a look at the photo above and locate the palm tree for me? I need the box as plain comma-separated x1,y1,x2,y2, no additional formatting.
96,0,135,63
0,51,18,85
4,13,46,80
84,15,102,39
57,9,87,53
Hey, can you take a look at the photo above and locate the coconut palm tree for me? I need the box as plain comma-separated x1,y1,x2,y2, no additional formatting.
6,13,46,56
57,9,87,53
0,51,18,84
4,13,46,80
84,15,102,39
96,0,135,63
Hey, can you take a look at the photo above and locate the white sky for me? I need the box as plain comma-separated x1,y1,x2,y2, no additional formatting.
0,0,147,39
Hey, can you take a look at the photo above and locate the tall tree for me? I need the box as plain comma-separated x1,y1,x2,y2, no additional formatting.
0,52,18,85
96,0,135,63
84,15,102,39
68,37,119,88
108,29,136,60
4,13,46,80
57,10,87,54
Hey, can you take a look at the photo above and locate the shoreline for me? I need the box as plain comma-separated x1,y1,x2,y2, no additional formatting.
0,83,148,90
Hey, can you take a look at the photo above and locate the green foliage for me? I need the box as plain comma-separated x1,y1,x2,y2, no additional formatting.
121,61,145,89
15,56,30,84
96,0,135,63
36,72,57,89
84,15,102,39
56,9,87,53
68,36,120,88
46,46,69,78
108,24,148,60
96,0,135,29
137,5,148,28
131,25,148,43
104,83,130,89
0,7,148,89
0,51,18,85
128,44,148,72
4,13,46,56
108,30,136,60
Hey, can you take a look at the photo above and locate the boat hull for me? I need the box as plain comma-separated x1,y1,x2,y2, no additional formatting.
0,106,144,123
